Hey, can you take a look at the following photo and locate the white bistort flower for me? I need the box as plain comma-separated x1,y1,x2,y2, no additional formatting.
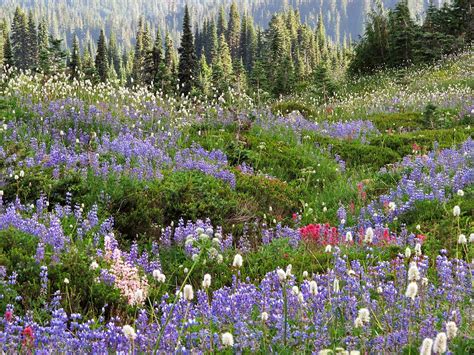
122,325,137,341
309,280,318,296
420,338,433,355
433,332,447,354
453,205,461,217
202,274,211,289
364,227,374,243
232,254,243,268
405,281,418,300
183,284,194,301
221,332,234,347
446,321,458,339
457,234,467,244
408,263,420,281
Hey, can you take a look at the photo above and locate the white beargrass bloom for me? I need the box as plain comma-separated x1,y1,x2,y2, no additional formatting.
446,321,458,339
354,317,364,328
309,280,318,295
345,231,353,242
286,264,292,276
232,254,243,268
470,233,474,243
416,224,421,230
422,277,429,286
433,332,447,354
457,234,467,244
202,274,211,289
420,338,433,355
415,243,422,256
349,351,361,355
64,278,70,284
358,308,370,324
122,325,137,340
261,311,269,322
297,292,304,303
388,201,396,211
405,247,412,258
325,245,332,253
453,205,461,217
333,278,340,293
302,270,309,278
292,286,299,295
221,332,234,347
408,263,420,281
277,269,287,282
90,261,99,270
405,281,418,300
364,227,374,243
183,284,194,301
457,189,464,196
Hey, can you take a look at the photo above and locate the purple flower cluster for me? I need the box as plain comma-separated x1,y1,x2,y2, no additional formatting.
0,249,470,353
360,139,473,225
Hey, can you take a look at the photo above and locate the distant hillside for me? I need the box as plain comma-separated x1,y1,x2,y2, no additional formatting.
0,0,447,51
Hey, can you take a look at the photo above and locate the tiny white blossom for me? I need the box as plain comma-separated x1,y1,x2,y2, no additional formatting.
302,270,309,278
309,280,318,295
345,231,353,242
183,284,194,301
122,325,137,341
433,332,447,354
453,205,461,217
64,278,70,284
221,332,234,347
420,338,433,355
364,227,374,243
277,269,287,282
457,234,467,244
232,254,243,268
446,321,458,339
261,311,269,322
457,189,464,196
202,274,211,289
325,245,332,253
405,281,418,300
405,247,412,258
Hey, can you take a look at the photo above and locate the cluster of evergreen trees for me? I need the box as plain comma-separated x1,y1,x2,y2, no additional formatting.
1,1,470,98
350,0,472,74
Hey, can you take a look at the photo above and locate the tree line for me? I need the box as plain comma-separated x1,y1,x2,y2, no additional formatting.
350,0,472,74
0,1,470,99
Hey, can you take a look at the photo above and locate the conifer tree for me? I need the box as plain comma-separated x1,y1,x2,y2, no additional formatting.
37,18,50,73
217,6,227,38
11,7,28,70
388,0,417,66
69,34,81,79
132,17,144,85
227,2,241,61
151,29,163,86
3,35,13,68
95,29,109,82
178,5,197,95
48,36,67,74
82,42,96,80
27,12,38,70
197,52,212,96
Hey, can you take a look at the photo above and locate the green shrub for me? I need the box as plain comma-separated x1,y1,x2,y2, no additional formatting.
271,100,317,119
367,112,424,132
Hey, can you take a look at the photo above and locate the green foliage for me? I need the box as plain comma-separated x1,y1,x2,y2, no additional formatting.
271,101,317,119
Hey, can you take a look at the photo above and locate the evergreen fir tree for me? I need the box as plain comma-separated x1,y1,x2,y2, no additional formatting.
69,34,81,79
3,35,13,68
388,0,417,67
95,29,109,82
27,12,38,70
37,18,50,73
132,17,144,85
11,7,28,70
48,36,67,74
217,6,227,38
197,52,212,96
227,2,241,62
82,42,96,81
177,5,197,95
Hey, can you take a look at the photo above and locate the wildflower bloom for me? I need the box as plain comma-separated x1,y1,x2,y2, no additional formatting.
408,263,420,281
420,338,433,355
232,254,243,268
457,234,467,244
433,332,447,354
22,326,34,347
452,205,461,217
446,321,458,339
90,261,99,270
152,270,166,283
309,280,318,295
405,247,412,258
4,310,13,322
405,281,418,300
364,227,374,243
202,274,211,289
277,269,287,282
457,189,464,196
183,284,194,301
221,332,234,347
261,311,269,322
302,270,308,278
122,325,137,341
345,231,353,242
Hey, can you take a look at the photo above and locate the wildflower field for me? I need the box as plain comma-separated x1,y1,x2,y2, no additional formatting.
0,53,473,353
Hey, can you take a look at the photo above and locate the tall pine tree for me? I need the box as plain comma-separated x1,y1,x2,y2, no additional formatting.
95,29,109,82
178,5,197,95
